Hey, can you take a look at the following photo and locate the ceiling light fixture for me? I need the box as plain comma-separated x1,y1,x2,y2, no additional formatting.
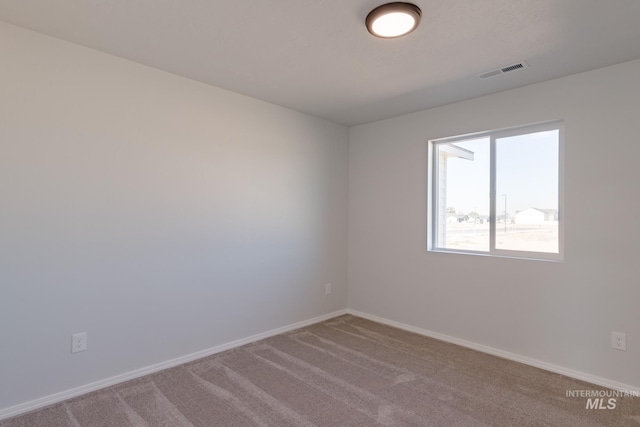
366,2,422,39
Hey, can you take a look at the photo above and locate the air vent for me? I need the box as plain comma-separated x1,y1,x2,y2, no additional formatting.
500,63,524,73
478,61,529,79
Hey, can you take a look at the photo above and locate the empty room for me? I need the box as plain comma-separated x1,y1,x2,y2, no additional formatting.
1,1,639,426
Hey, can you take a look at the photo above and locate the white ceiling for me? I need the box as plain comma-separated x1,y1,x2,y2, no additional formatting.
1,0,640,126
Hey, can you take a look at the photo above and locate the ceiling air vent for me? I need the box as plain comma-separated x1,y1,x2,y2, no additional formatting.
478,61,529,79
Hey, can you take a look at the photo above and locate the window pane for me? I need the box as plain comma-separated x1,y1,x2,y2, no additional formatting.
436,138,490,251
495,130,559,253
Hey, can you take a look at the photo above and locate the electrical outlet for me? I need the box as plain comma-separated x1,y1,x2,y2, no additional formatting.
325,283,331,295
611,332,626,351
72,332,87,353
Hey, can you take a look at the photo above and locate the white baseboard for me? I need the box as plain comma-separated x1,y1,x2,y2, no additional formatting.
0,309,348,421
347,309,640,394
4,308,636,421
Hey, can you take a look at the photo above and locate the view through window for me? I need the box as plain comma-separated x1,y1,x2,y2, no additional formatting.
430,122,563,260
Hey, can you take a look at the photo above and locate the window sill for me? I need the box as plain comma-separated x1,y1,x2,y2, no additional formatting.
428,248,563,262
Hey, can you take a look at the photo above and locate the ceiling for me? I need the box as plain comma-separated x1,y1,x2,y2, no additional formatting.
1,0,640,126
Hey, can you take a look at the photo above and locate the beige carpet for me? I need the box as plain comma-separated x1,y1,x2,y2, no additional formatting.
2,315,638,426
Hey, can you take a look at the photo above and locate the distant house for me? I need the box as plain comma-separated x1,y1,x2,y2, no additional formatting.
467,212,480,223
446,214,459,224
539,209,559,221
515,208,558,224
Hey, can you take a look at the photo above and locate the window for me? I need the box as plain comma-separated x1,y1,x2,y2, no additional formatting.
429,121,563,260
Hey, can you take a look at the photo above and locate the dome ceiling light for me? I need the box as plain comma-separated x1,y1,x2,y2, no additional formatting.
366,2,422,39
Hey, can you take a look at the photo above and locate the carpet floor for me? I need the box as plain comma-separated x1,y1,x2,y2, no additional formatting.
2,315,638,426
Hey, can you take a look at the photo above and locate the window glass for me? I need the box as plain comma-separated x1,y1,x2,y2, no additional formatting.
435,138,489,252
430,122,563,260
495,130,559,253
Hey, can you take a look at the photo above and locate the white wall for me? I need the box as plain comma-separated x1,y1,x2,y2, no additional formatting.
0,22,348,411
349,59,640,388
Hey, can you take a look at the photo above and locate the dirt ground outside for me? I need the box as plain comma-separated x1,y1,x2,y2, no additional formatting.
444,222,559,253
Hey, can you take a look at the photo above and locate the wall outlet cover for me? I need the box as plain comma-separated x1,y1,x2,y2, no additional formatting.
611,331,626,351
72,332,87,353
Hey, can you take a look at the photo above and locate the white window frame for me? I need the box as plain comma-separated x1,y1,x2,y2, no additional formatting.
427,120,564,261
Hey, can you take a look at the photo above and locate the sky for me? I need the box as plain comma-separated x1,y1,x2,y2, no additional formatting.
444,130,559,216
